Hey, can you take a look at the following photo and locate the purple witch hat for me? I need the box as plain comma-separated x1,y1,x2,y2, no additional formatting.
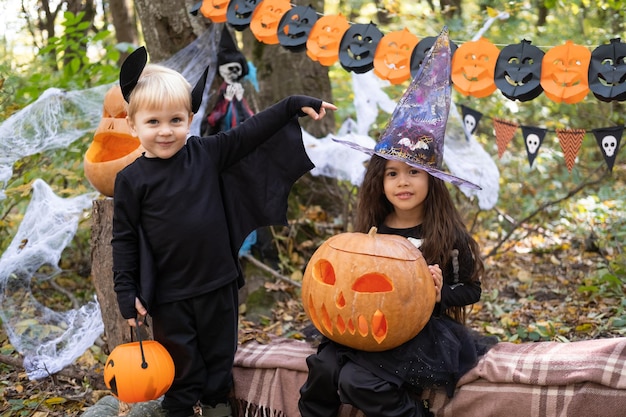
334,27,480,190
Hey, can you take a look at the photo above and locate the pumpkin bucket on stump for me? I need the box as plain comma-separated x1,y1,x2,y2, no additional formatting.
104,322,175,403
302,227,436,352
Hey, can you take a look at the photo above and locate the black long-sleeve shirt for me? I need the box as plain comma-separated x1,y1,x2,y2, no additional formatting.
112,95,321,319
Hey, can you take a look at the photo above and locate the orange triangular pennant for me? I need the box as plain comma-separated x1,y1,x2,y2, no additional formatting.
493,118,519,158
556,128,586,172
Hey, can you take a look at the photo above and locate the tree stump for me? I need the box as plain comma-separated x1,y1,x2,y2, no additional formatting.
91,198,151,353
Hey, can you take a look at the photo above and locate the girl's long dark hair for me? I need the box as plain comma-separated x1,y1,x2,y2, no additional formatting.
355,155,483,323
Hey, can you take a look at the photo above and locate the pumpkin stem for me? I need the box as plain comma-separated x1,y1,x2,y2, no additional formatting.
368,226,378,237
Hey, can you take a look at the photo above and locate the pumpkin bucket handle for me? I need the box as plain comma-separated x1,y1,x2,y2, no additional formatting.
131,318,149,369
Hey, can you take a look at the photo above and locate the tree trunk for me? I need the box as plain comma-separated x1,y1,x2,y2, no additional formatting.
108,0,139,61
132,0,210,61
91,198,151,353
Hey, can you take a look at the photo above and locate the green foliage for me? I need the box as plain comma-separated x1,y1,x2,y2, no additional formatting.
9,11,120,108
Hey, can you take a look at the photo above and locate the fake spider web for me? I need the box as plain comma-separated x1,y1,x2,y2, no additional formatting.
0,19,500,380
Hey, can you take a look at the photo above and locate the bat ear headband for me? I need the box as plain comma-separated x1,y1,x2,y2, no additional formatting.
119,46,209,113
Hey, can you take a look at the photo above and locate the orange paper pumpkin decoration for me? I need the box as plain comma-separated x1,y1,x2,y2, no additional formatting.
451,37,500,98
302,227,436,352
540,41,591,104
83,85,144,197
104,340,175,403
373,28,419,85
250,0,291,45
306,14,351,66
199,0,230,23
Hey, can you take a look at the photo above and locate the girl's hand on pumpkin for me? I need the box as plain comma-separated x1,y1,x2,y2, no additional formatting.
127,297,147,327
301,101,337,120
429,264,443,302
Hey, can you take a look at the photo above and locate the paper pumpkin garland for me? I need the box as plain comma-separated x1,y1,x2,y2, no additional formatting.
541,40,591,104
250,0,292,44
495,40,545,102
200,0,230,23
373,28,419,85
226,0,261,31
451,37,500,98
588,38,626,102
338,22,384,74
277,5,319,52
197,7,624,104
306,14,351,66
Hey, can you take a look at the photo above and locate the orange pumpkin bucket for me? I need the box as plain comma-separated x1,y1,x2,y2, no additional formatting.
104,327,175,403
302,227,436,351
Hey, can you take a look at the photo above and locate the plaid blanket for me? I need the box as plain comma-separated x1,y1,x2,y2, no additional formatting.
232,337,626,417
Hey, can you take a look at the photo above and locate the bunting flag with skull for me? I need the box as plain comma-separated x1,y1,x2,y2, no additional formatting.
592,126,624,171
521,125,547,168
460,105,483,136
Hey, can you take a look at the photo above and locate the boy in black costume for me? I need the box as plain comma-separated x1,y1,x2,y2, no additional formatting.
111,46,335,417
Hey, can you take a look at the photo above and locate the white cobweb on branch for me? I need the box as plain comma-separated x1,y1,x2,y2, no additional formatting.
0,179,101,379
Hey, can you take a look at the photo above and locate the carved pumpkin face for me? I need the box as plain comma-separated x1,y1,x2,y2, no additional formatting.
495,40,545,102
277,5,318,52
250,0,291,44
302,227,436,352
84,85,143,197
338,22,384,74
540,40,591,104
226,0,262,31
104,340,175,403
451,37,500,98
589,38,626,102
199,0,230,23
373,28,419,85
306,14,351,66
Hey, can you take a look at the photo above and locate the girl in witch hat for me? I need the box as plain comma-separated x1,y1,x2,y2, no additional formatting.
299,28,496,417
111,45,336,417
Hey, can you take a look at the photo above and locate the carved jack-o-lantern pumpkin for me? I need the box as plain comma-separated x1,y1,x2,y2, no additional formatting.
589,38,626,102
540,40,591,104
84,85,144,197
104,340,175,403
306,14,351,66
451,37,500,98
373,28,419,85
302,227,436,352
250,0,291,45
495,39,545,102
277,5,319,52
338,22,384,74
